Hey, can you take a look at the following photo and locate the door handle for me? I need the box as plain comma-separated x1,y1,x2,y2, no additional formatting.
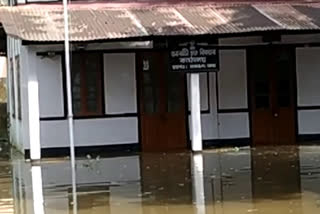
274,113,279,118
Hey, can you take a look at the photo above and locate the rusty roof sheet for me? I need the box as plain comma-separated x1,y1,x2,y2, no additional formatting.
1,2,320,42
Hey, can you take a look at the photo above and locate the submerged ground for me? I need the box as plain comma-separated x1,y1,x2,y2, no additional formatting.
0,144,320,214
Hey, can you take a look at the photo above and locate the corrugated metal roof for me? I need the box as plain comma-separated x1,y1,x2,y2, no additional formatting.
0,2,320,42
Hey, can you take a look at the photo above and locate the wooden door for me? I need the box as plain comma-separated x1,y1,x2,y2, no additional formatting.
137,52,187,152
272,48,296,145
249,47,296,146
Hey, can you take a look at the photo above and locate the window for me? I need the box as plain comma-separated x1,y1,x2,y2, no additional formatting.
71,53,103,117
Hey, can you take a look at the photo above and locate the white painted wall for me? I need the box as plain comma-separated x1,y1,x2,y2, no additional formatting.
74,118,138,146
296,47,320,135
218,113,250,139
39,118,138,149
20,46,31,152
37,55,64,117
296,47,320,106
7,37,25,151
104,53,137,114
7,38,14,143
207,73,219,139
39,120,68,149
217,49,249,139
218,50,248,109
7,37,43,154
298,110,320,135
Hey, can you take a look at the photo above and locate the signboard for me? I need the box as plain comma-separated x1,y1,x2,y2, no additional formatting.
169,40,219,73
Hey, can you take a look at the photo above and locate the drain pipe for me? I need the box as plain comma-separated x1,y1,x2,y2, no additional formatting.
63,0,78,213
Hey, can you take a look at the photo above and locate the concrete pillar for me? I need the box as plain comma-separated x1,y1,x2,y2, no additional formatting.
27,50,41,160
190,73,203,151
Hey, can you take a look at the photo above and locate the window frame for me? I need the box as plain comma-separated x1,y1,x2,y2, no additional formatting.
70,52,104,117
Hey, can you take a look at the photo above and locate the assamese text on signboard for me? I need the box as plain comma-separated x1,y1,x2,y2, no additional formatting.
169,41,219,73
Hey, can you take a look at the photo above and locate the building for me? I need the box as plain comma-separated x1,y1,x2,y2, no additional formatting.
0,0,320,159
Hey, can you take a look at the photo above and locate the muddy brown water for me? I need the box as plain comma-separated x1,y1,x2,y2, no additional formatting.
0,146,320,214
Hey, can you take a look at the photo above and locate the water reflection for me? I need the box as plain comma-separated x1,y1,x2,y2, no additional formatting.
0,159,13,214
1,146,320,213
192,153,205,214
251,147,302,214
31,166,45,214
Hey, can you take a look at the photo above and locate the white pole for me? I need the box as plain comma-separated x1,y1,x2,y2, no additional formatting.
63,0,77,213
190,73,203,151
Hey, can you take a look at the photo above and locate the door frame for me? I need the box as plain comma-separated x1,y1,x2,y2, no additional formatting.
246,45,298,146
135,50,191,151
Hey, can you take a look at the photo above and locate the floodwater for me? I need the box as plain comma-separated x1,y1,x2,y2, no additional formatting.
1,146,320,214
